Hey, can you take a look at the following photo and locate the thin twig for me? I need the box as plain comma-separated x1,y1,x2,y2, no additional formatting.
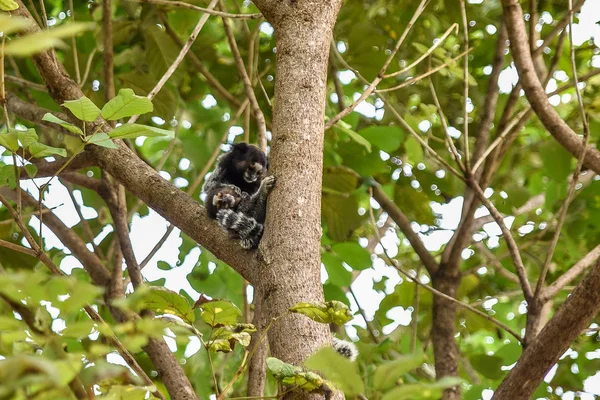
466,177,533,301
325,0,430,130
534,0,590,299
375,48,473,94
348,286,379,343
128,0,219,124
4,75,47,91
428,79,465,172
158,11,241,108
80,47,98,88
0,238,37,257
69,0,81,84
102,0,114,101
368,189,523,344
220,0,267,151
61,180,105,259
129,0,262,19
383,24,458,79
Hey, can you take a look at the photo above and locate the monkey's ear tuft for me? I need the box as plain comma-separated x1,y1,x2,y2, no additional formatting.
232,142,249,152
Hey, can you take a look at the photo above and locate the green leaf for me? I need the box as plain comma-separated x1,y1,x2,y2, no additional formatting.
101,88,153,120
42,113,83,136
63,96,101,122
4,23,95,57
289,300,353,325
469,354,504,379
405,136,424,163
497,343,522,365
0,130,19,152
143,287,195,323
200,299,242,327
322,193,365,241
373,352,424,390
0,165,16,189
61,320,96,339
304,346,364,395
0,15,31,34
28,142,67,158
87,133,119,149
540,141,572,182
266,357,331,392
381,377,463,400
333,120,372,152
108,123,174,139
331,242,372,271
16,128,39,148
24,164,37,179
359,125,404,152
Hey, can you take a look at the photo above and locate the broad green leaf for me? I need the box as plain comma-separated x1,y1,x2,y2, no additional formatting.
4,23,95,57
373,352,424,390
333,120,372,152
359,125,404,152
28,142,67,158
87,133,119,149
540,141,572,182
0,15,30,33
497,343,522,365
200,299,242,327
101,88,153,120
289,300,352,325
304,346,364,395
108,123,174,139
0,130,19,152
469,354,504,379
322,252,352,287
322,193,365,241
322,166,360,194
63,96,101,122
16,128,38,148
143,287,195,323
405,136,424,163
381,377,463,400
331,242,372,271
102,385,149,400
60,320,96,339
267,357,332,392
42,113,83,136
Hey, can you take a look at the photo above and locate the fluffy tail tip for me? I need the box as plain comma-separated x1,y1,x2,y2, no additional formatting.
332,337,358,362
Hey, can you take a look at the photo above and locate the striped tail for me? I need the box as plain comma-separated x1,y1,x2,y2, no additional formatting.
216,209,264,249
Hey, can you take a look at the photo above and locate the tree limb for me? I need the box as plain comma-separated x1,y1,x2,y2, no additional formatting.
501,0,600,174
492,258,600,399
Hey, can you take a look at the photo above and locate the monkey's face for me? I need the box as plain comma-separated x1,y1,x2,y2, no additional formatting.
230,143,267,184
242,162,264,183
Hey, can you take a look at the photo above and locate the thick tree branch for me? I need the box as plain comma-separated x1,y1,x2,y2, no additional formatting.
492,258,600,399
501,0,600,174
12,0,258,283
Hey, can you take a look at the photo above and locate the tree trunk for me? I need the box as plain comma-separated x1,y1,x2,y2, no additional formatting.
431,268,461,400
251,0,342,398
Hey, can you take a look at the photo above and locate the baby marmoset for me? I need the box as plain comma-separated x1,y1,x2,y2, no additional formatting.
203,142,275,249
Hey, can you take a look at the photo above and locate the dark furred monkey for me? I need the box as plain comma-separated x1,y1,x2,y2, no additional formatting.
202,142,275,249
202,142,267,196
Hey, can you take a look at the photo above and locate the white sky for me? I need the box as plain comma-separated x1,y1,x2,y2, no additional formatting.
2,0,600,396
